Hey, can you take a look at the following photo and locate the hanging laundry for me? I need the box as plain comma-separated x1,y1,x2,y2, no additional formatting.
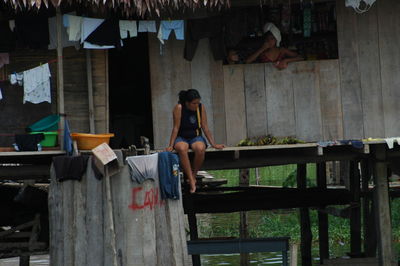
64,119,73,156
15,13,49,49
9,73,17,85
157,26,165,45
63,14,83,42
184,17,226,61
10,72,23,86
126,153,158,183
384,137,400,149
9,20,15,32
138,21,157,33
158,152,180,200
159,20,184,41
0,21,16,52
48,17,79,50
303,6,312,38
81,17,116,49
52,155,90,182
85,18,122,48
23,63,51,104
14,133,44,151
0,53,9,69
119,20,137,39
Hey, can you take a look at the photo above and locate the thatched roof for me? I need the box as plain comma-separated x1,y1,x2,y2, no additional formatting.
2,0,230,17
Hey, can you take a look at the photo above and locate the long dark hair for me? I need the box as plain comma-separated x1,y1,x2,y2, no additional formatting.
178,89,201,104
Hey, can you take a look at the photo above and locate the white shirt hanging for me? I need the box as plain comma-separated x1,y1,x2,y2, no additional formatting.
23,63,51,104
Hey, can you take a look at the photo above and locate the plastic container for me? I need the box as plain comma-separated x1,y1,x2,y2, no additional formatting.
71,133,114,150
30,131,58,147
27,115,60,132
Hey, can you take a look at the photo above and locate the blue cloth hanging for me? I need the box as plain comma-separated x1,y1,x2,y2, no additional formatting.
64,118,73,156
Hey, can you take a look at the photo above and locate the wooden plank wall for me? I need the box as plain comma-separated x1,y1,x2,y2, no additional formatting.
336,0,400,139
376,0,400,137
0,50,57,146
149,35,225,148
149,0,400,148
0,47,108,147
49,156,190,266
91,50,109,133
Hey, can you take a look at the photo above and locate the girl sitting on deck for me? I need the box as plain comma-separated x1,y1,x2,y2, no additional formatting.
165,89,225,193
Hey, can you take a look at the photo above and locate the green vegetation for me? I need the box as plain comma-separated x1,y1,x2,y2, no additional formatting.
197,165,400,264
237,135,305,147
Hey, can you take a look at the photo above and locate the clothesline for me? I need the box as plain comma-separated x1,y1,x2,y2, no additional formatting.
0,58,58,82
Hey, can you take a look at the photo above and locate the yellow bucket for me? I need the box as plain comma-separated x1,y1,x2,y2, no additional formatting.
71,133,114,150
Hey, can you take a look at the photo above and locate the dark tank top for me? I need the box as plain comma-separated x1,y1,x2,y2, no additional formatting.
178,103,202,139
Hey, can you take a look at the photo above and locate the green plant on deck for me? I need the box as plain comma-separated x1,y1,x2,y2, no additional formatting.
237,135,305,147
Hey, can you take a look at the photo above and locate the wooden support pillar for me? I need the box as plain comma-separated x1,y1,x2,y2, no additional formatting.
86,50,95,134
239,169,250,266
297,164,312,266
188,196,200,266
350,161,362,256
361,159,377,257
317,162,329,263
341,161,350,188
56,8,65,149
19,256,29,266
373,145,395,266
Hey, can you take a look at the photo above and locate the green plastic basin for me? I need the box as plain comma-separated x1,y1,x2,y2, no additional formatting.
30,131,58,147
27,115,60,132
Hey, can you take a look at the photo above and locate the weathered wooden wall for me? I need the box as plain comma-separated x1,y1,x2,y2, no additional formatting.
337,0,400,138
0,47,108,147
150,0,400,148
49,156,190,266
149,36,342,148
149,35,225,148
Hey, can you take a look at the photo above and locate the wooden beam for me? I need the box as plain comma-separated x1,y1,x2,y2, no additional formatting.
350,161,362,256
0,242,47,250
0,165,50,179
19,256,29,266
239,169,250,266
86,50,95,134
361,159,377,257
296,164,312,266
373,145,395,265
183,188,352,214
186,194,201,266
317,162,329,263
188,211,200,266
56,8,65,149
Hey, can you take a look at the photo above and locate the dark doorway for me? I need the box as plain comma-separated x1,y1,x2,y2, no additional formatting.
108,34,153,149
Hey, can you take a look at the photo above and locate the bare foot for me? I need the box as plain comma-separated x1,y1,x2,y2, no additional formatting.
189,177,196,193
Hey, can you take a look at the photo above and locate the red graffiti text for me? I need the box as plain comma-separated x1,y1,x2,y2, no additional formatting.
129,187,164,211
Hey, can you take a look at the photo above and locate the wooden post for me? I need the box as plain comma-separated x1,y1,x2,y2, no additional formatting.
350,161,362,256
341,161,350,188
290,243,298,266
317,162,329,263
188,211,200,266
104,167,118,266
56,8,64,149
19,256,29,266
361,159,377,257
86,50,95,134
255,168,260,185
373,145,395,265
239,169,250,266
296,164,312,266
